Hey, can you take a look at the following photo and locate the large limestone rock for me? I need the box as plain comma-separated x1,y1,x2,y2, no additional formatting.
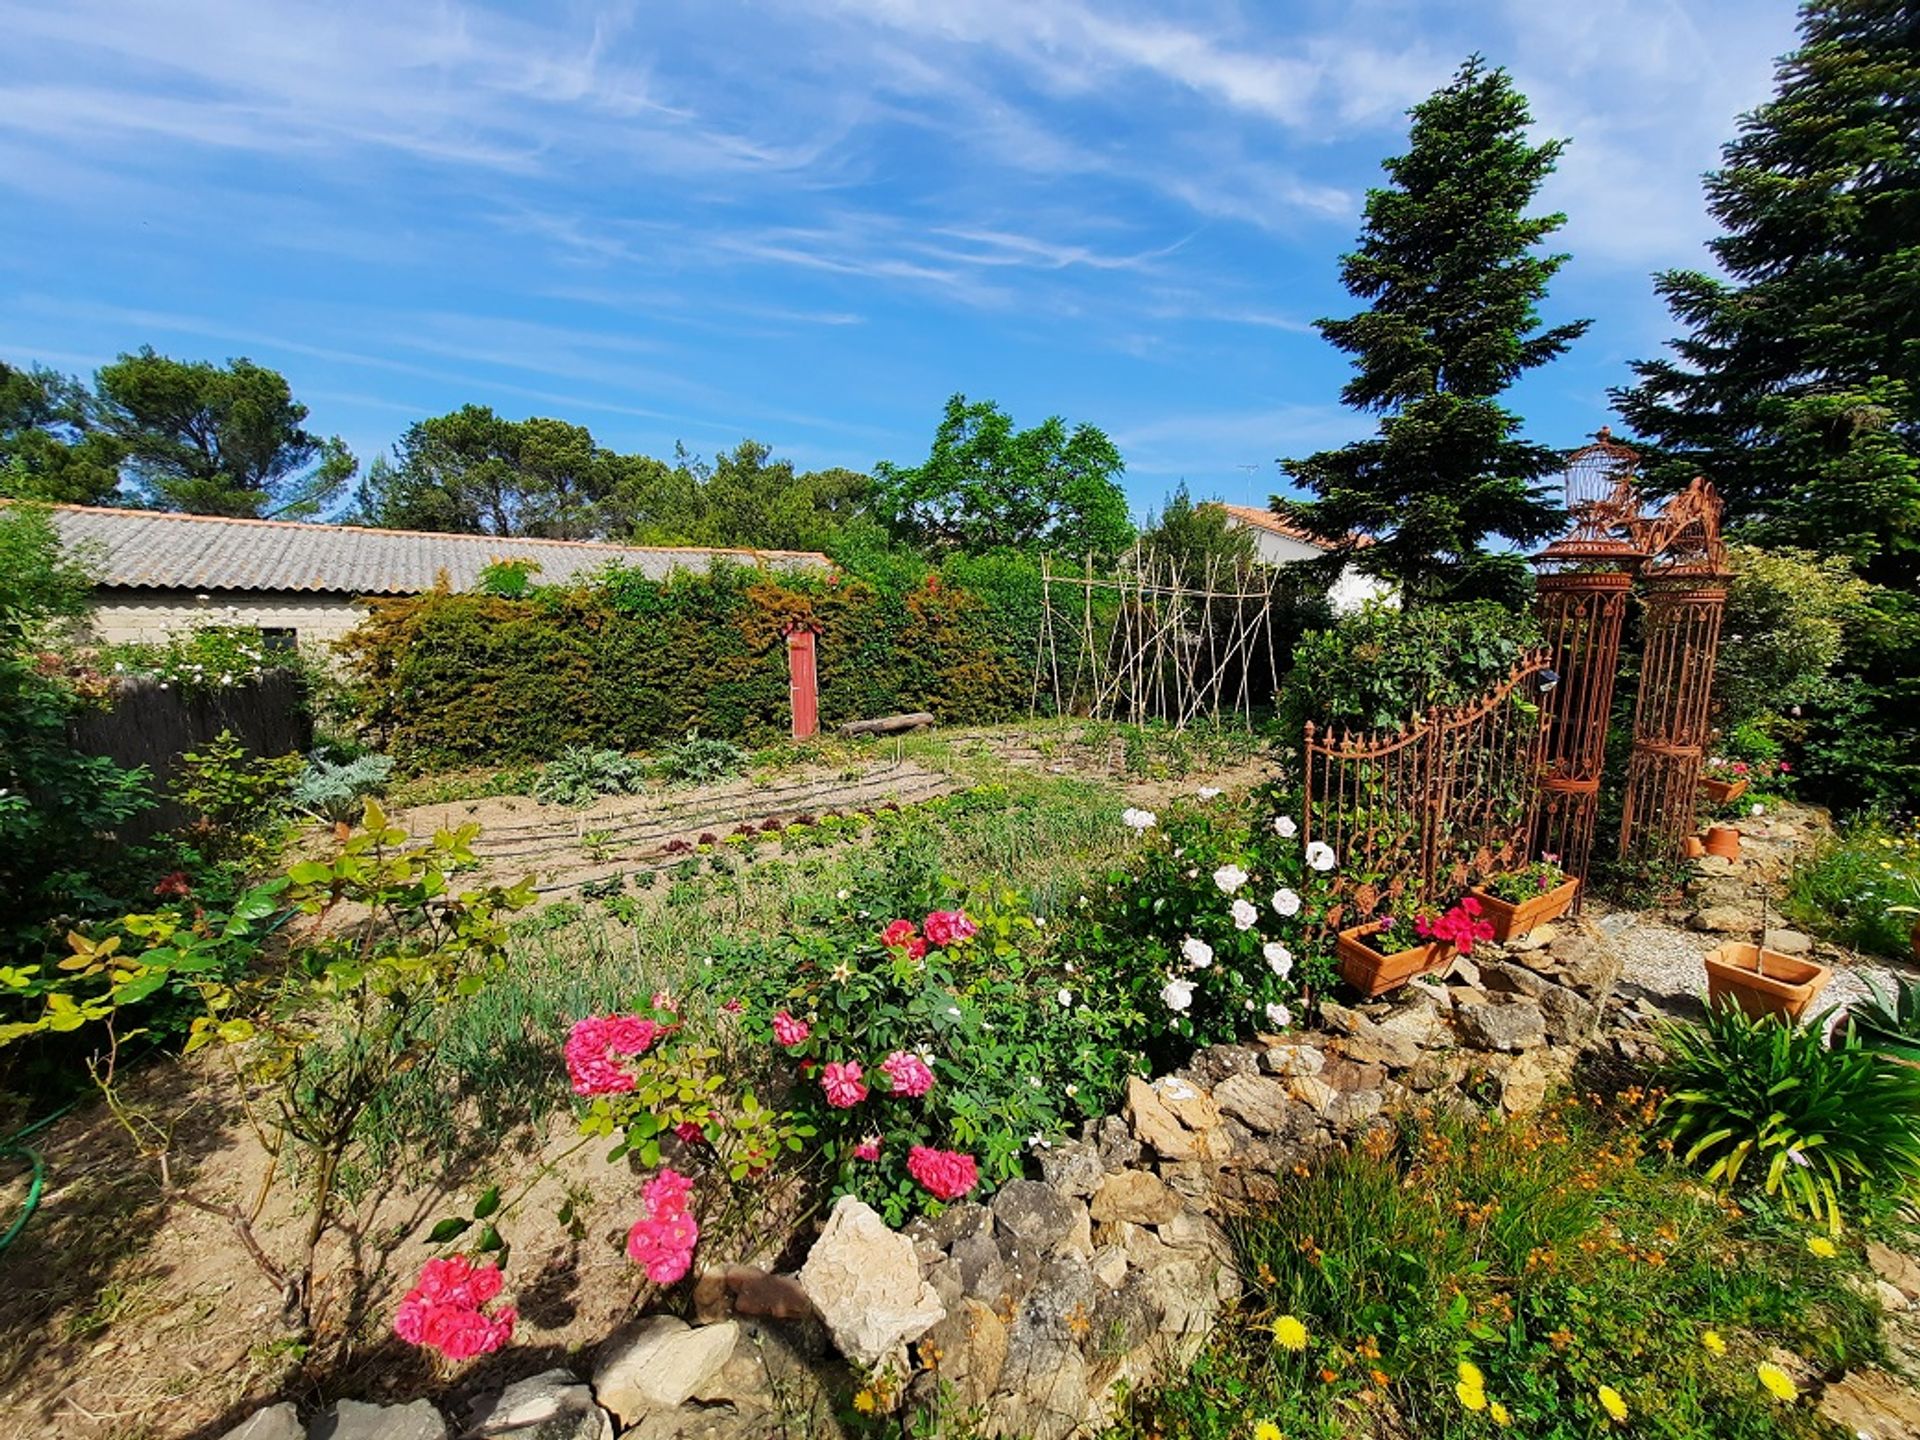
218,1406,304,1440
1819,1367,1920,1440
594,1316,740,1427
799,1196,946,1368
467,1370,614,1440
1455,999,1547,1052
1090,1169,1182,1226
1211,1073,1297,1135
917,1297,1009,1408
1124,1075,1221,1160
310,1400,448,1440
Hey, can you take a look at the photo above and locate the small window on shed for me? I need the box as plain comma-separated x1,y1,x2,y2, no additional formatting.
260,627,298,653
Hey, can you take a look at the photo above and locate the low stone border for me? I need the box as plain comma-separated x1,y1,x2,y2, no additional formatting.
218,922,1622,1440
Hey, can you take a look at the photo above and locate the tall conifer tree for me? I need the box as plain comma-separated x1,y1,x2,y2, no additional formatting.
1612,0,1920,589
1280,56,1589,606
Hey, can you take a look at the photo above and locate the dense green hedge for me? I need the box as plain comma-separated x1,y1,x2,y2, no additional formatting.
340,561,1045,770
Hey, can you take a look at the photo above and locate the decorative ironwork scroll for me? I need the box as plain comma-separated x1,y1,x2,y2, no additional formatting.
1302,652,1552,916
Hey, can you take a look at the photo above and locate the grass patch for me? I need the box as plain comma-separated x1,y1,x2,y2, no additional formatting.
1129,1099,1880,1440
1782,814,1918,960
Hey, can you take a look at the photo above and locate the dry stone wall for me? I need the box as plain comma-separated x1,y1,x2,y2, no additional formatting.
219,921,1622,1440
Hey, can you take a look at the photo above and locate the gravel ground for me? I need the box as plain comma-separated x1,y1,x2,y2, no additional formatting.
1592,901,1909,1023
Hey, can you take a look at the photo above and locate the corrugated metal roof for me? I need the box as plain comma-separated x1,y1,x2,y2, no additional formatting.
29,504,830,594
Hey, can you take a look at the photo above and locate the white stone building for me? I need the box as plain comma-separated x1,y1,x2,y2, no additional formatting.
36,504,830,649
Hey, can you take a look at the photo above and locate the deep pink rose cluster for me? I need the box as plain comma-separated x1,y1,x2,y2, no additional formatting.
906,1145,978,1201
881,918,928,959
626,1166,700,1284
393,1256,517,1361
565,1014,663,1097
821,1060,868,1108
921,910,977,947
879,1049,934,1098
772,1009,811,1047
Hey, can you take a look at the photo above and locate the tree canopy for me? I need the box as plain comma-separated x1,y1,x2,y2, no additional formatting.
873,394,1135,562
1280,56,1589,606
1139,483,1259,579
0,361,125,506
1611,0,1919,589
94,348,356,518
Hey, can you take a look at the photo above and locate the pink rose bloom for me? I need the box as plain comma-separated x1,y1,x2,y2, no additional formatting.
721,998,744,1015
642,1167,695,1215
673,1121,705,1145
922,910,977,947
626,1209,700,1284
879,1050,935,1098
854,1134,883,1162
564,1014,661,1097
906,1145,979,1201
821,1060,868,1108
772,1010,811,1047
881,919,918,949
393,1257,516,1360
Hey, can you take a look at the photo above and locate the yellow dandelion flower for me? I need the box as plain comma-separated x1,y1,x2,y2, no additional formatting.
1455,1380,1487,1412
1756,1363,1799,1402
853,1389,877,1415
1598,1385,1629,1423
1702,1329,1727,1356
1806,1235,1837,1259
1490,1401,1511,1427
1254,1423,1283,1440
1457,1360,1485,1390
1272,1315,1309,1351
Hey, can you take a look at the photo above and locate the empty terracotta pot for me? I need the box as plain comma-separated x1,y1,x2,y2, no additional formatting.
1683,836,1707,859
1703,825,1741,861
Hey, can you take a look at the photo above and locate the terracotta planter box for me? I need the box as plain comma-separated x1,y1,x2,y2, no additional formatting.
1336,922,1448,998
1704,941,1831,1024
1701,775,1749,804
1469,877,1580,943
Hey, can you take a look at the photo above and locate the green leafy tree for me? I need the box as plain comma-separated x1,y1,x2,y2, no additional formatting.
95,348,355,518
1280,57,1589,606
0,360,125,505
874,394,1135,562
1138,484,1258,579
352,405,619,538
624,440,875,552
1612,0,1920,585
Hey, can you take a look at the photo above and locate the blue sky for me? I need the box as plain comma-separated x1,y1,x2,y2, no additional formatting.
0,0,1797,520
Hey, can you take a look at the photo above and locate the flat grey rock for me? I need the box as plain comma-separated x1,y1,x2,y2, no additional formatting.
311,1399,448,1440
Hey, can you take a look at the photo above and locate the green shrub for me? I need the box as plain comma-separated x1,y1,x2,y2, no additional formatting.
1781,817,1918,961
1657,1002,1920,1229
1844,975,1920,1064
532,745,650,806
291,752,395,824
168,729,303,868
655,731,750,786
1284,600,1542,736
1716,544,1868,737
1132,1101,1878,1440
339,560,1038,771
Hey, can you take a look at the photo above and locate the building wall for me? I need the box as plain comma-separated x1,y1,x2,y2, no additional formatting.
1229,524,1394,615
88,588,366,648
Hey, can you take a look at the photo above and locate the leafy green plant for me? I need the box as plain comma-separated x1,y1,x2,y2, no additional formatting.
1657,1003,1920,1230
1129,1100,1878,1440
169,729,304,868
1480,859,1571,904
1782,816,1919,961
532,745,650,806
290,752,394,824
476,558,542,598
1844,975,1920,1064
656,730,751,786
0,801,535,1332
103,623,300,693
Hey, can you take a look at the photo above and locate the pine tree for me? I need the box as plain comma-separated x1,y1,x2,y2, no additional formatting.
1612,0,1920,590
1280,56,1589,606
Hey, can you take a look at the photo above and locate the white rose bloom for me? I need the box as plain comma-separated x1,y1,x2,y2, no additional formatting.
1305,840,1337,872
1213,863,1249,895
1121,807,1158,831
1265,1002,1293,1029
1271,887,1302,918
1197,786,1223,800
1057,988,1073,1007
1181,936,1214,969
1263,942,1294,977
1271,815,1298,838
1160,977,1195,1012
1230,898,1258,931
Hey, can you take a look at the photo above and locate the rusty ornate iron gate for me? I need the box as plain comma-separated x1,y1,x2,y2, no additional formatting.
1301,652,1552,915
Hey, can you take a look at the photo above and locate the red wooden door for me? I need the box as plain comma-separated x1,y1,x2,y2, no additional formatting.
787,628,819,740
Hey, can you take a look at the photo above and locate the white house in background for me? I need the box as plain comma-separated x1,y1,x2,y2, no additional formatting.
1212,503,1392,614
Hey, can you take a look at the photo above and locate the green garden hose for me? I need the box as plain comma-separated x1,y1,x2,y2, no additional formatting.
0,1101,74,1256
